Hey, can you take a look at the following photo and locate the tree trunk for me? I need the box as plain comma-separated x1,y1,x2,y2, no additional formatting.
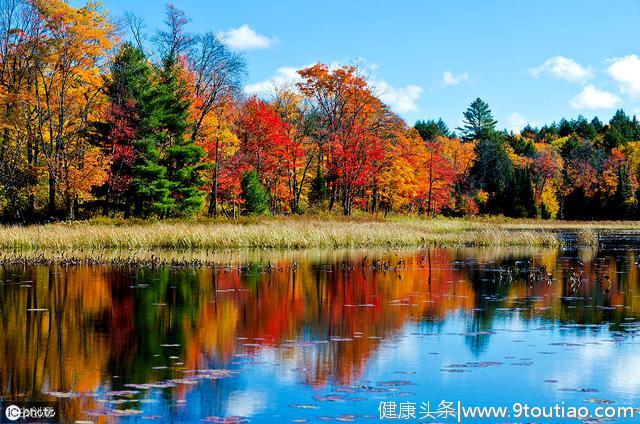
65,196,74,221
48,171,56,218
208,137,220,217
371,184,378,213
328,182,336,211
427,151,433,217
342,184,351,215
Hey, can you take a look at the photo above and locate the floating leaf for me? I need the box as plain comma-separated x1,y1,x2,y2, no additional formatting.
584,398,614,405
288,404,319,409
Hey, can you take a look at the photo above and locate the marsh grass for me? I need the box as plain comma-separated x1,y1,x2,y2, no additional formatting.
575,228,599,246
0,216,638,253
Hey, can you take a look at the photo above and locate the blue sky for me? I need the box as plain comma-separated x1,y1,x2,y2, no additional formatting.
89,0,640,131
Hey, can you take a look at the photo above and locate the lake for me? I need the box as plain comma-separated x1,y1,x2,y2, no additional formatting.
1,246,639,423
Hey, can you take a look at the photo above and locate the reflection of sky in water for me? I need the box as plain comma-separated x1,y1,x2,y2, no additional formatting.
137,313,640,423
0,247,639,422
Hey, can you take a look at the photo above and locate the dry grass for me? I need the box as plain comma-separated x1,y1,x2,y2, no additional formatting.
1,216,639,253
0,217,579,252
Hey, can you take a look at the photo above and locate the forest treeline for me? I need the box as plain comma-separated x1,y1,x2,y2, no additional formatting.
1,1,640,222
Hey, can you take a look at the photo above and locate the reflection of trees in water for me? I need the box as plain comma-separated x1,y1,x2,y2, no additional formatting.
1,247,640,421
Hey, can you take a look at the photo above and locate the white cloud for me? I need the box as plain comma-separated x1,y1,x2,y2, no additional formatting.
374,80,423,113
528,56,592,83
244,62,342,96
607,54,640,98
244,66,303,95
569,85,620,109
217,25,275,50
635,108,640,120
507,113,528,132
246,62,424,114
442,71,469,86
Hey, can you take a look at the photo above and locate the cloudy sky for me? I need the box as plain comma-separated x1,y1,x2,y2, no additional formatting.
91,0,640,131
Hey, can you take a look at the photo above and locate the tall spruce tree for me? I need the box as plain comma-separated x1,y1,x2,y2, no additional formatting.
131,138,175,217
471,129,515,214
511,167,537,218
100,43,175,218
415,118,450,141
99,43,148,215
241,170,269,215
155,57,208,216
458,98,497,142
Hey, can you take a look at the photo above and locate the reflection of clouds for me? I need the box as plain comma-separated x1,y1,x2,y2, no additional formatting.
370,332,421,371
609,355,640,394
226,390,267,418
548,341,613,400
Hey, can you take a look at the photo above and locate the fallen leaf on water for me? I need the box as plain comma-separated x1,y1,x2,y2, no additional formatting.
288,404,319,409
105,390,138,397
376,380,414,386
201,416,247,423
45,391,79,398
108,409,144,416
446,362,502,368
584,398,615,405
313,395,345,402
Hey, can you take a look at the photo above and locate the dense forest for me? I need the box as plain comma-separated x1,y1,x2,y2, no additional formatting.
1,1,640,223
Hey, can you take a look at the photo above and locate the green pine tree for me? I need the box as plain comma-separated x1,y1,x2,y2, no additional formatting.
457,98,498,142
154,57,208,217
241,170,269,215
131,138,175,217
511,167,537,218
414,118,450,141
471,129,515,214
103,43,176,218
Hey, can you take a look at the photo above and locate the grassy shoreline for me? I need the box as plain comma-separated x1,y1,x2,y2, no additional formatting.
0,217,638,253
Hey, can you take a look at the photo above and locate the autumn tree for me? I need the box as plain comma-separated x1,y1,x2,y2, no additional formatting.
297,64,385,215
186,32,245,217
22,0,115,220
377,129,422,212
440,137,477,214
561,137,603,219
0,0,41,220
272,87,317,213
532,146,563,218
419,136,456,216
236,97,293,212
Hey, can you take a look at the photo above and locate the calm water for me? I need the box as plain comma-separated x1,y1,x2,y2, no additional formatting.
1,247,639,423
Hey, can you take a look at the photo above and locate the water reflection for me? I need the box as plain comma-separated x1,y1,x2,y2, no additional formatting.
0,247,639,422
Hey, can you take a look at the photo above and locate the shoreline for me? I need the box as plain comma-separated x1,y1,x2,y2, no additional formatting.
0,218,638,255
